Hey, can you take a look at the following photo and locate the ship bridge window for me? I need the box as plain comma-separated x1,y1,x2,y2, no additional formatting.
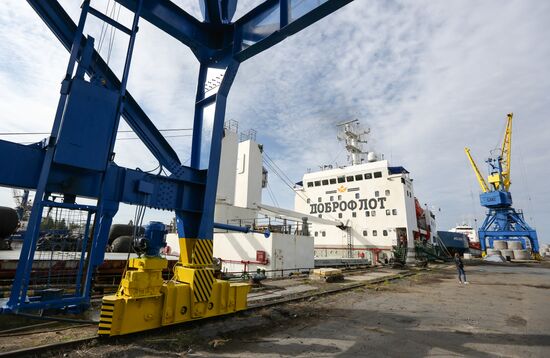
338,195,342,200
371,210,376,216
365,211,370,217
346,176,354,182
386,209,391,216
355,193,360,199
392,209,398,215
338,213,343,219
307,182,313,187
385,189,390,196
330,178,337,184
330,196,334,201
365,173,372,179
322,179,329,185
362,230,368,236
307,198,310,203
314,181,321,187
375,190,379,197
337,176,345,183
373,230,378,236
374,171,382,178
355,174,363,181
321,231,326,237
352,212,357,218
318,197,322,202
314,231,318,237
383,230,388,236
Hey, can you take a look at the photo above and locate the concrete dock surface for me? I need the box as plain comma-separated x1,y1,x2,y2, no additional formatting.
1,262,549,357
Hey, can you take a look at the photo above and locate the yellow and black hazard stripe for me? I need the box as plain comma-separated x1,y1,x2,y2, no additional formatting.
192,239,213,266
98,301,114,335
192,268,215,302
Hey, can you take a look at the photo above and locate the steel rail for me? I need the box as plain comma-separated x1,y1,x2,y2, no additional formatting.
0,267,424,357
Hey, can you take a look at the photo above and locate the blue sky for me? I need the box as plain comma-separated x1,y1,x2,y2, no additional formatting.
0,0,549,245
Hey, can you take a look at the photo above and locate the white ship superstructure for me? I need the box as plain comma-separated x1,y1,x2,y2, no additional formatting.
449,224,479,243
294,160,418,260
294,120,431,263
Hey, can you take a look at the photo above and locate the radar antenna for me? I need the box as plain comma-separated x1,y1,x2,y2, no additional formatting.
336,119,370,165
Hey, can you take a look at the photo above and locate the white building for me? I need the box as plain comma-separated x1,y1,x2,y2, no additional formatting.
212,122,315,277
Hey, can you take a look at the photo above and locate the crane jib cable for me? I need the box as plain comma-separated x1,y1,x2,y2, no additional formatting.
262,151,341,223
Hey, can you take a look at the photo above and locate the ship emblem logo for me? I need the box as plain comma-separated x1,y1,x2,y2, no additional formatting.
337,185,347,193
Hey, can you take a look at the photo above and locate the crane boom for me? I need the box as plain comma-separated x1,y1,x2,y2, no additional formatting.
465,147,489,193
500,113,513,191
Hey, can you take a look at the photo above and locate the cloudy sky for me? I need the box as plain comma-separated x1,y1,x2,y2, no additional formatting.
0,0,548,245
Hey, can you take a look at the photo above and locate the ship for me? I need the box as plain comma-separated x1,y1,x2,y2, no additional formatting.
449,223,482,256
294,120,438,265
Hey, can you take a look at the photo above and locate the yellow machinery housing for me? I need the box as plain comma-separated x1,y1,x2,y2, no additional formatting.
98,238,249,336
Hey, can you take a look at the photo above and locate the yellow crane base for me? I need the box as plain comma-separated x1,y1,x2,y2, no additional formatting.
98,256,250,336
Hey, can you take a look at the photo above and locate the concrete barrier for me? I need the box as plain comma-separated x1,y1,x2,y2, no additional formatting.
513,250,530,260
500,249,515,260
493,241,508,250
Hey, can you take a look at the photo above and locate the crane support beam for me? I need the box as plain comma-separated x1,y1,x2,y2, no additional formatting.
464,147,489,193
114,0,222,58
201,0,238,25
233,0,354,62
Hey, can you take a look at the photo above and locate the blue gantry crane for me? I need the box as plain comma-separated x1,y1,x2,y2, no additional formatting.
0,0,355,335
464,113,540,258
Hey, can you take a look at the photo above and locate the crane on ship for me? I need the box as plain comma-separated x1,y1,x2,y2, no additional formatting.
464,113,540,258
0,0,356,336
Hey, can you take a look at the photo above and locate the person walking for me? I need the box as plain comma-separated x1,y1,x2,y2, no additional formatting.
454,253,469,284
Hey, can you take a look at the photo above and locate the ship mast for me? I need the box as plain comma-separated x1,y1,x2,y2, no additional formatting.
336,119,370,166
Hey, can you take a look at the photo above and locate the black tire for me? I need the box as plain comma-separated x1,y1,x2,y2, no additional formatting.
108,224,144,245
0,207,19,238
111,236,134,253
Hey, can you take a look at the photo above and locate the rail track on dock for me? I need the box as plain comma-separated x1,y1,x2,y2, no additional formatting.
0,266,426,357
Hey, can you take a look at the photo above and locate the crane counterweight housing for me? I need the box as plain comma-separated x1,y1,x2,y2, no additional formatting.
464,113,539,258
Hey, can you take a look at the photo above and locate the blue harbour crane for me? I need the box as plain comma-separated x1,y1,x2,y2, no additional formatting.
464,113,540,258
0,0,355,335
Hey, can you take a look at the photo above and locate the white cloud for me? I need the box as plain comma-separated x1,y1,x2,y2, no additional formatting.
0,0,548,244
